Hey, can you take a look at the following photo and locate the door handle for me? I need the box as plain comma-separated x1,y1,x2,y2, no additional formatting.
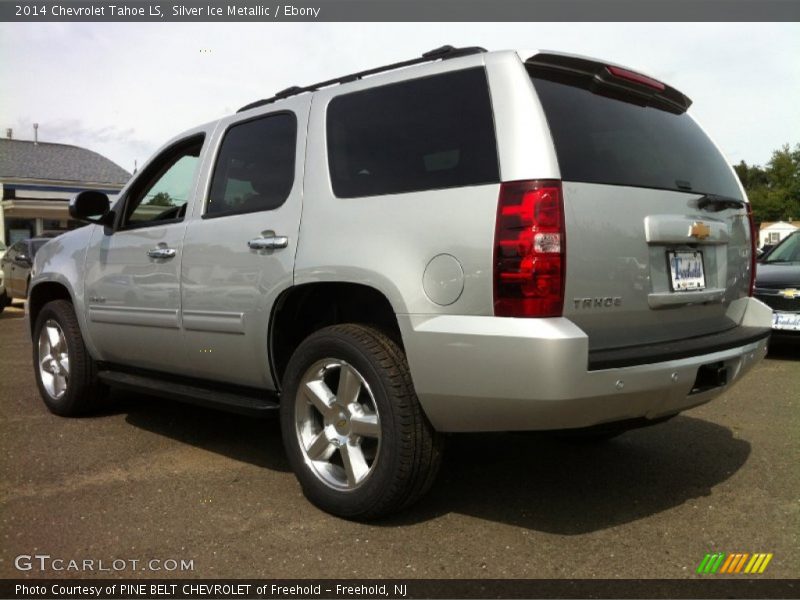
147,247,177,259
248,236,289,250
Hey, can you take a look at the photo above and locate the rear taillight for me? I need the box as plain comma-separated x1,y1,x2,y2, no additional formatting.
746,203,757,296
494,180,565,317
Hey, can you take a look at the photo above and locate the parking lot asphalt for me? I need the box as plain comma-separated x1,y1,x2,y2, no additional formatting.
1,302,798,580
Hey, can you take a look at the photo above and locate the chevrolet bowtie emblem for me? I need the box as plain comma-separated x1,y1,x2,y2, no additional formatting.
689,221,711,239
778,288,800,299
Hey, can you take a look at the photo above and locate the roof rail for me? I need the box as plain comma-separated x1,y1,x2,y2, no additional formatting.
237,45,487,113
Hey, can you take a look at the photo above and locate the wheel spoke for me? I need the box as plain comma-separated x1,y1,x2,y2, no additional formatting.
350,413,380,438
337,364,362,406
58,354,70,376
40,370,54,388
46,326,61,352
303,380,336,416
340,442,370,486
306,431,335,461
39,334,51,361
53,374,66,396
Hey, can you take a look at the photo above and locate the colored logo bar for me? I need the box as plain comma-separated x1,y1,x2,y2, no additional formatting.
696,553,773,574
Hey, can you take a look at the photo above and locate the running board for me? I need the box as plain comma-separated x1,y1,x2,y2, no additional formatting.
97,370,280,417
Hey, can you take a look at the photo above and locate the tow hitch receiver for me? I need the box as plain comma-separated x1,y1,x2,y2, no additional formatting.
691,362,728,394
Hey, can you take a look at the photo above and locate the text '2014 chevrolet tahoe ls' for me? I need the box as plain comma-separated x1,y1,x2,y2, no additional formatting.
28,46,772,519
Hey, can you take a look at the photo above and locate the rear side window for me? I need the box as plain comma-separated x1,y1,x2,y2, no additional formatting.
531,75,743,198
206,113,296,217
327,67,499,198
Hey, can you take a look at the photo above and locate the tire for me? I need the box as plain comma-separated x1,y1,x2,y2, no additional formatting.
32,299,106,416
280,324,443,520
0,290,9,313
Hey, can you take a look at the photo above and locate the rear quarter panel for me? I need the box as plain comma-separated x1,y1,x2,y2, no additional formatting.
296,51,559,318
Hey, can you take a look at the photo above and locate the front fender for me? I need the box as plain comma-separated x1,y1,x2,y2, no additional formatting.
28,226,98,357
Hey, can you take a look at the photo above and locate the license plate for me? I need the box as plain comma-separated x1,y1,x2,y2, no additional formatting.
773,311,800,331
668,251,706,291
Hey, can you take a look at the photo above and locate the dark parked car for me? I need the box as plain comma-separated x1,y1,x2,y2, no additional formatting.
0,237,53,306
754,230,800,335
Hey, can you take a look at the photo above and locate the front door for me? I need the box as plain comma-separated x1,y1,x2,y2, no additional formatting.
83,133,207,372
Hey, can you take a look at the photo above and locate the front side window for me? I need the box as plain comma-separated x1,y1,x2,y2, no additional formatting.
122,136,204,228
206,113,297,217
326,67,499,198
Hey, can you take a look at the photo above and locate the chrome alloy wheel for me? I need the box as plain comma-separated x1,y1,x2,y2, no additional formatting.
38,319,70,400
295,359,381,491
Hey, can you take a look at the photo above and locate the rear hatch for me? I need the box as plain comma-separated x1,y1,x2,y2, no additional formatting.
527,53,753,352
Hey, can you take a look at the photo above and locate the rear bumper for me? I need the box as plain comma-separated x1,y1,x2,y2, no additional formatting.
399,297,772,432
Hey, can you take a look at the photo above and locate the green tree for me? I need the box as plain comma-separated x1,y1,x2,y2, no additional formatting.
733,160,767,189
734,144,800,224
146,192,174,207
766,144,800,200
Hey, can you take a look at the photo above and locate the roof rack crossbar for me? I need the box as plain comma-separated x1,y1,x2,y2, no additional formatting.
237,45,487,113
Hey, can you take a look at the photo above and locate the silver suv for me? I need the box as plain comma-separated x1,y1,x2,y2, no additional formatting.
28,46,772,519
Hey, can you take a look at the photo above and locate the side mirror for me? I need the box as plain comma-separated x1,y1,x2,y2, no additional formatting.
69,191,114,226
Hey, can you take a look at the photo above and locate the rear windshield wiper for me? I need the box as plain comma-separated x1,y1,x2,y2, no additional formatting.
696,194,745,212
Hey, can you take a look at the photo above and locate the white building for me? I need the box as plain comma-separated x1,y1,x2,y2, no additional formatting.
0,135,130,245
759,220,800,249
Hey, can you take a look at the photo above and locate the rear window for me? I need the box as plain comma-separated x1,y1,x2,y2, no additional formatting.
530,75,743,198
327,67,499,198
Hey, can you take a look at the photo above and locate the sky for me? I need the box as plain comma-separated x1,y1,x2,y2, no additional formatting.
1,22,798,175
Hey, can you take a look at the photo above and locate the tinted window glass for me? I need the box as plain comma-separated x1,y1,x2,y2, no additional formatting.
124,136,204,228
530,75,743,198
764,232,800,263
31,240,49,255
327,68,499,198
206,113,296,217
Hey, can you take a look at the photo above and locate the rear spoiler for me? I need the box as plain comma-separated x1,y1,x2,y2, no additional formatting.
526,52,692,114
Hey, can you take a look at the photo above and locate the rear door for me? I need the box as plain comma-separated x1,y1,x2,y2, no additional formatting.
528,54,752,351
179,97,309,389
